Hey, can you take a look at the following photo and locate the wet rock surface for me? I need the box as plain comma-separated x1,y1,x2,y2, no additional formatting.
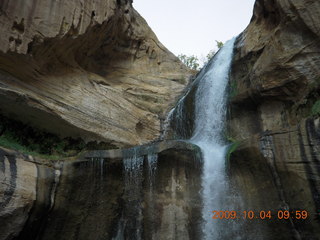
0,141,203,240
228,0,320,239
228,124,320,239
1,0,320,239
0,147,57,240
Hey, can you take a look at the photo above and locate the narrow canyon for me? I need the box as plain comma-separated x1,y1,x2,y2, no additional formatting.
0,0,319,239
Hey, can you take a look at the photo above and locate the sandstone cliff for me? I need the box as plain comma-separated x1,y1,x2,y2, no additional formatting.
228,0,320,238
0,0,192,148
0,142,202,240
229,0,320,137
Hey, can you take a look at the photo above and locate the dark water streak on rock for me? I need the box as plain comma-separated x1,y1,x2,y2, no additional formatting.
0,153,16,209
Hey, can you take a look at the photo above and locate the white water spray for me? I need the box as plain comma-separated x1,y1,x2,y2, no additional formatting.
190,38,236,239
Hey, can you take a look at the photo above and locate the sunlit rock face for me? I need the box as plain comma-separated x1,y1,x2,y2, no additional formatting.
228,0,320,238
0,0,192,148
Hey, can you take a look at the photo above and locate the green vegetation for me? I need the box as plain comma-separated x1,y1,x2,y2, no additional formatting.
226,141,240,161
178,40,224,70
225,132,240,160
177,54,200,70
226,135,237,143
0,136,61,160
215,40,224,49
0,114,86,159
311,100,320,116
205,49,216,63
229,80,238,98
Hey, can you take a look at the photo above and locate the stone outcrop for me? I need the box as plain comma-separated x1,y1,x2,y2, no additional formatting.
228,0,320,238
0,147,58,240
0,0,192,148
230,0,320,110
229,0,320,140
0,141,203,240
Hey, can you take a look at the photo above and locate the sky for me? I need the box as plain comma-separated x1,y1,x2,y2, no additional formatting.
133,0,256,62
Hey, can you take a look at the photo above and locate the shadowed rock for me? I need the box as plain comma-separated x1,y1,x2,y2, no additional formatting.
0,141,204,240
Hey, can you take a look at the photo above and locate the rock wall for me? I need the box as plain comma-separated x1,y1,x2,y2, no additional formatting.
0,142,203,240
0,0,192,148
0,147,58,240
228,0,320,238
229,0,320,136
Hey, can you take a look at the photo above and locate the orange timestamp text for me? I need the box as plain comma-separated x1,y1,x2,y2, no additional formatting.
211,210,308,220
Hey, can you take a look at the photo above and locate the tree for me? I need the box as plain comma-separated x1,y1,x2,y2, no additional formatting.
206,49,216,62
178,54,200,70
178,40,224,70
215,40,224,49
204,40,224,64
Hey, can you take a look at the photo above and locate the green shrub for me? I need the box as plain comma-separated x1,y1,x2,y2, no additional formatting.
0,135,61,160
226,141,240,161
0,114,87,159
178,54,200,70
311,100,320,116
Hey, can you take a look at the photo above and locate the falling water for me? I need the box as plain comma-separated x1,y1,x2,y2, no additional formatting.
190,38,236,238
113,148,158,240
114,152,144,240
166,38,237,238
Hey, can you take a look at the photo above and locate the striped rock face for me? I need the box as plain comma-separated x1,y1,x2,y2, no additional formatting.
0,149,57,240
0,0,192,148
0,142,204,240
226,0,320,238
228,118,320,239
0,154,36,239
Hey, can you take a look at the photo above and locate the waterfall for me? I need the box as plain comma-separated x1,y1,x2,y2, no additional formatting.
85,38,236,240
191,38,236,239
167,37,237,239
113,148,159,240
114,154,144,240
